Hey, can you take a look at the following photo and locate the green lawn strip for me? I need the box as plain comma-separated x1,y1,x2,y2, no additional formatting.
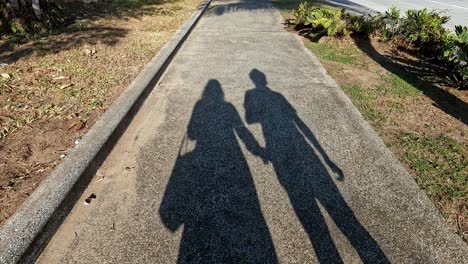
397,132,467,210
341,84,386,127
378,73,422,98
305,41,356,64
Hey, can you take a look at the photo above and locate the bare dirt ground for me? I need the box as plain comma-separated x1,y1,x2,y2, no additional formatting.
0,0,201,224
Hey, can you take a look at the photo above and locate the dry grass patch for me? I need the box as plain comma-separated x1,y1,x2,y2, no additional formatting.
0,0,201,224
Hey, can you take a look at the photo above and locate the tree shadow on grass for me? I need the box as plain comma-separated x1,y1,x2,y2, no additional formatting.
351,34,468,125
0,25,128,64
0,0,189,63
64,0,185,21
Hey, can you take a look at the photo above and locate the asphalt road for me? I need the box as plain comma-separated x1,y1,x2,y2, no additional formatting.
37,0,468,263
330,0,468,27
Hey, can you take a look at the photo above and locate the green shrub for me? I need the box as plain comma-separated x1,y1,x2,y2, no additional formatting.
289,2,467,88
350,15,374,34
371,7,466,88
373,7,449,55
443,26,468,86
453,25,468,66
372,6,401,41
400,8,449,54
291,1,311,25
304,7,349,37
290,3,369,38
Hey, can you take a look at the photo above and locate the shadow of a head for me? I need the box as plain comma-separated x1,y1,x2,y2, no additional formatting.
250,68,268,88
202,79,225,102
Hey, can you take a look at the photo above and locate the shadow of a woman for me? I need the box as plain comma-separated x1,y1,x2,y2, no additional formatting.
159,80,277,263
244,69,389,264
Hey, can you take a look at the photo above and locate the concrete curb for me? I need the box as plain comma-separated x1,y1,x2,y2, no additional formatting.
0,0,211,262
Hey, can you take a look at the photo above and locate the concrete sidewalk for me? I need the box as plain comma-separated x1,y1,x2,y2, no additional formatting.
38,0,467,263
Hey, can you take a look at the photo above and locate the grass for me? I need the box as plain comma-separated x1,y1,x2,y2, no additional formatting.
341,84,386,126
338,54,467,236
397,132,467,212
0,0,200,139
378,73,421,98
275,0,468,241
0,0,202,224
306,42,356,64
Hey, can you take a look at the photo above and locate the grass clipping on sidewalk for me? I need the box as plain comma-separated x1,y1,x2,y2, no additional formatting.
0,0,201,224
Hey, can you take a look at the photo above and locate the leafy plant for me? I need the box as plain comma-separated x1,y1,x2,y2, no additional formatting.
372,6,401,41
290,1,311,25
371,7,465,88
290,2,376,38
444,26,468,86
291,4,359,38
349,15,373,34
400,8,449,54
289,2,467,88
303,7,349,37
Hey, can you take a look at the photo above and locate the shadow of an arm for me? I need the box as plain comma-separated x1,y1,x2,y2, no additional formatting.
294,115,344,181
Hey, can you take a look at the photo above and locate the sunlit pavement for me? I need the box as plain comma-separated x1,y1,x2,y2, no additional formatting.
38,1,468,263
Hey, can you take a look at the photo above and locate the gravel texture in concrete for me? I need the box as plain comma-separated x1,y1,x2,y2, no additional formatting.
38,0,468,263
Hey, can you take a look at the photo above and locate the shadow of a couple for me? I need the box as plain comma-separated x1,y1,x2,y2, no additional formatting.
159,69,388,263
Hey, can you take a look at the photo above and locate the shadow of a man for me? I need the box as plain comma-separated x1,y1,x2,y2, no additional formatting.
244,69,389,264
159,80,277,263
